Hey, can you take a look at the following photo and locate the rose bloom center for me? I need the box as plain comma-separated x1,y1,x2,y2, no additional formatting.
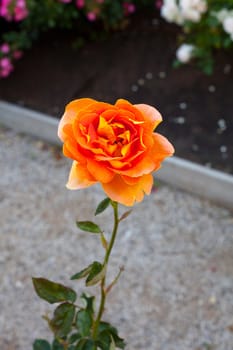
77,110,144,164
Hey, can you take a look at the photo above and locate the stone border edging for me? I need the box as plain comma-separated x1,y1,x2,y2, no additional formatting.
1,100,233,210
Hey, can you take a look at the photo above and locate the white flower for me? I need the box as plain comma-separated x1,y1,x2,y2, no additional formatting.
161,0,184,25
180,0,207,22
214,9,231,23
193,0,207,13
161,0,207,25
181,7,201,22
176,43,195,63
181,0,207,13
223,16,233,35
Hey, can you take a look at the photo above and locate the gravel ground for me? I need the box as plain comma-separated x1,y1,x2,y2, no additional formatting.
0,127,233,350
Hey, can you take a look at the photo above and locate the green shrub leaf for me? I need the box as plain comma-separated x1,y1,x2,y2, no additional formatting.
52,339,64,350
97,322,125,349
95,198,111,216
50,302,75,338
71,262,105,286
32,277,77,304
86,262,105,287
75,339,96,350
80,293,95,315
96,335,110,350
71,264,93,280
76,221,102,234
69,332,81,344
33,339,51,350
76,310,92,337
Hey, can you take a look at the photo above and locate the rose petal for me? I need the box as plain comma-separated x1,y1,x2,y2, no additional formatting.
152,133,175,163
114,132,174,177
102,174,153,206
58,98,96,141
121,175,142,185
63,140,88,164
66,161,97,189
134,103,162,130
115,99,144,122
87,159,114,183
115,150,155,177
83,101,114,115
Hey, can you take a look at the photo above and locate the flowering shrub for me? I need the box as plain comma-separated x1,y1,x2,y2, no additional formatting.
160,0,233,73
32,98,174,349
0,0,155,78
0,0,28,21
1,1,233,78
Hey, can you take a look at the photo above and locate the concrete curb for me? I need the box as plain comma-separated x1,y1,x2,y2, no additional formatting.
1,100,233,210
0,100,59,144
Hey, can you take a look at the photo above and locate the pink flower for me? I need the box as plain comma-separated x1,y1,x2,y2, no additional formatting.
59,0,72,3
76,0,85,9
0,70,9,78
14,0,28,21
87,11,96,21
0,43,10,54
0,57,11,68
14,7,28,21
13,50,23,59
123,2,136,16
0,57,13,78
0,67,13,78
0,0,28,21
0,0,12,20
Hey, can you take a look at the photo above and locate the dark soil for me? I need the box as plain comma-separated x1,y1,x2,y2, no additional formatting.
0,12,233,174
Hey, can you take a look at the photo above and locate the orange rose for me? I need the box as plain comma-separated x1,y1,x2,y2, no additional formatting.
58,98,174,206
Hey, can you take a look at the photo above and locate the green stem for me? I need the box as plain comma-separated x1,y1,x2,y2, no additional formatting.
92,201,119,339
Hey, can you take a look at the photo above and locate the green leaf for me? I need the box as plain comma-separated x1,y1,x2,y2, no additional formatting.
96,331,117,350
95,198,111,216
75,339,96,350
68,346,75,350
76,310,92,337
76,221,102,234
74,339,86,349
71,264,93,280
223,36,232,48
86,262,106,287
52,339,64,350
32,278,77,304
82,340,96,350
97,322,125,349
172,59,182,68
33,339,51,350
71,262,105,286
98,322,115,334
50,302,75,337
69,333,81,344
96,334,111,350
80,293,95,315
